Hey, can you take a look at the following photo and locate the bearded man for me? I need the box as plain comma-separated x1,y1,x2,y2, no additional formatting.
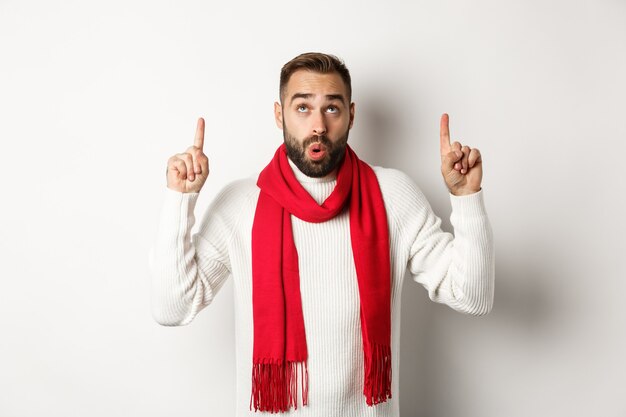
149,52,494,417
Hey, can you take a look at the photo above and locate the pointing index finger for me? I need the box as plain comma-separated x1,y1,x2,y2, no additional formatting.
194,117,205,149
440,113,451,153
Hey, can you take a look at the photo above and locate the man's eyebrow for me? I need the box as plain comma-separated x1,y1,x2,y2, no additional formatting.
289,93,347,104
325,94,346,103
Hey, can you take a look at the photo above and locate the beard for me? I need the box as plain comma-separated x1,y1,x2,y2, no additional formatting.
282,120,349,178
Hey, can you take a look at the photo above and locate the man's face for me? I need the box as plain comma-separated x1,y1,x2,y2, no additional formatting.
274,70,355,178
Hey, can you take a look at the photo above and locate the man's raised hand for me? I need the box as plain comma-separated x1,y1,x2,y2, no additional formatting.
166,117,210,193
439,113,483,196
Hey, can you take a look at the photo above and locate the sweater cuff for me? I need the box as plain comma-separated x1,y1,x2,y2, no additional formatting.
163,187,200,218
449,188,487,218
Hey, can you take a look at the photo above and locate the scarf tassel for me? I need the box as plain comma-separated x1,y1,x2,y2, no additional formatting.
363,343,392,406
250,359,309,412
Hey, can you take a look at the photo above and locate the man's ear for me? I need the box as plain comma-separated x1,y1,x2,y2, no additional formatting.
274,101,283,130
348,102,355,129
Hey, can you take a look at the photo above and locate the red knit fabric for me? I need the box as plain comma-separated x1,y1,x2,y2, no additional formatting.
250,143,392,412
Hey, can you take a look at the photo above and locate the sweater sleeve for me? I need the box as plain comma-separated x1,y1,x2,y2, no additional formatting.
388,170,495,316
148,182,241,326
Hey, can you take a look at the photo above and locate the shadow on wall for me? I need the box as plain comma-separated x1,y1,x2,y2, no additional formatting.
349,85,411,170
398,244,554,417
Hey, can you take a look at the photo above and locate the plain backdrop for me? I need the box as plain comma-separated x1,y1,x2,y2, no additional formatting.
1,0,625,416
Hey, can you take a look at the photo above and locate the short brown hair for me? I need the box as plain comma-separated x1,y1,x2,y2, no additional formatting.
279,52,352,104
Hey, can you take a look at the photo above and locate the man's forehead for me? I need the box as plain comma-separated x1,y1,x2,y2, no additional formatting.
285,70,348,101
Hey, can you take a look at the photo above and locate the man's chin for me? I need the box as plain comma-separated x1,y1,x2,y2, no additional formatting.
300,161,334,177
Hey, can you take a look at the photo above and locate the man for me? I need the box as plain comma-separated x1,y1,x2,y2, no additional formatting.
149,52,494,416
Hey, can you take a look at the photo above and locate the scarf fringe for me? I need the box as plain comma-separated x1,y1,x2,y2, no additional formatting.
363,343,392,406
250,359,309,413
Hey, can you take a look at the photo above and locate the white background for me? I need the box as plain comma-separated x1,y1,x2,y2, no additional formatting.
1,0,625,416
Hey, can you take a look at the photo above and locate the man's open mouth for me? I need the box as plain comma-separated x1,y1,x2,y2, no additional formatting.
307,143,327,160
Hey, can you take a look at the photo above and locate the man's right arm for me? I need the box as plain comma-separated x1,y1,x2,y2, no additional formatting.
149,116,237,326
148,186,234,326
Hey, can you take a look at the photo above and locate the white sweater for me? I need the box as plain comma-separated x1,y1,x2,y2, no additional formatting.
148,157,495,417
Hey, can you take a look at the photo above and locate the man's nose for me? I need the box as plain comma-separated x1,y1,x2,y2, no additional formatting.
312,111,327,136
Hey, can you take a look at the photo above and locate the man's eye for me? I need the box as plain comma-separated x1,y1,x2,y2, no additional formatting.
327,106,338,113
297,105,307,112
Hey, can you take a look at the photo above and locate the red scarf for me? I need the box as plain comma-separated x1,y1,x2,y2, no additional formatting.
250,143,392,412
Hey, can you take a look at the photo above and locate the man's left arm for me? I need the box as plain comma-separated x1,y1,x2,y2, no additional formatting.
406,113,494,315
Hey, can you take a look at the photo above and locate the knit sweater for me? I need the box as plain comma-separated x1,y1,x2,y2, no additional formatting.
148,157,495,417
